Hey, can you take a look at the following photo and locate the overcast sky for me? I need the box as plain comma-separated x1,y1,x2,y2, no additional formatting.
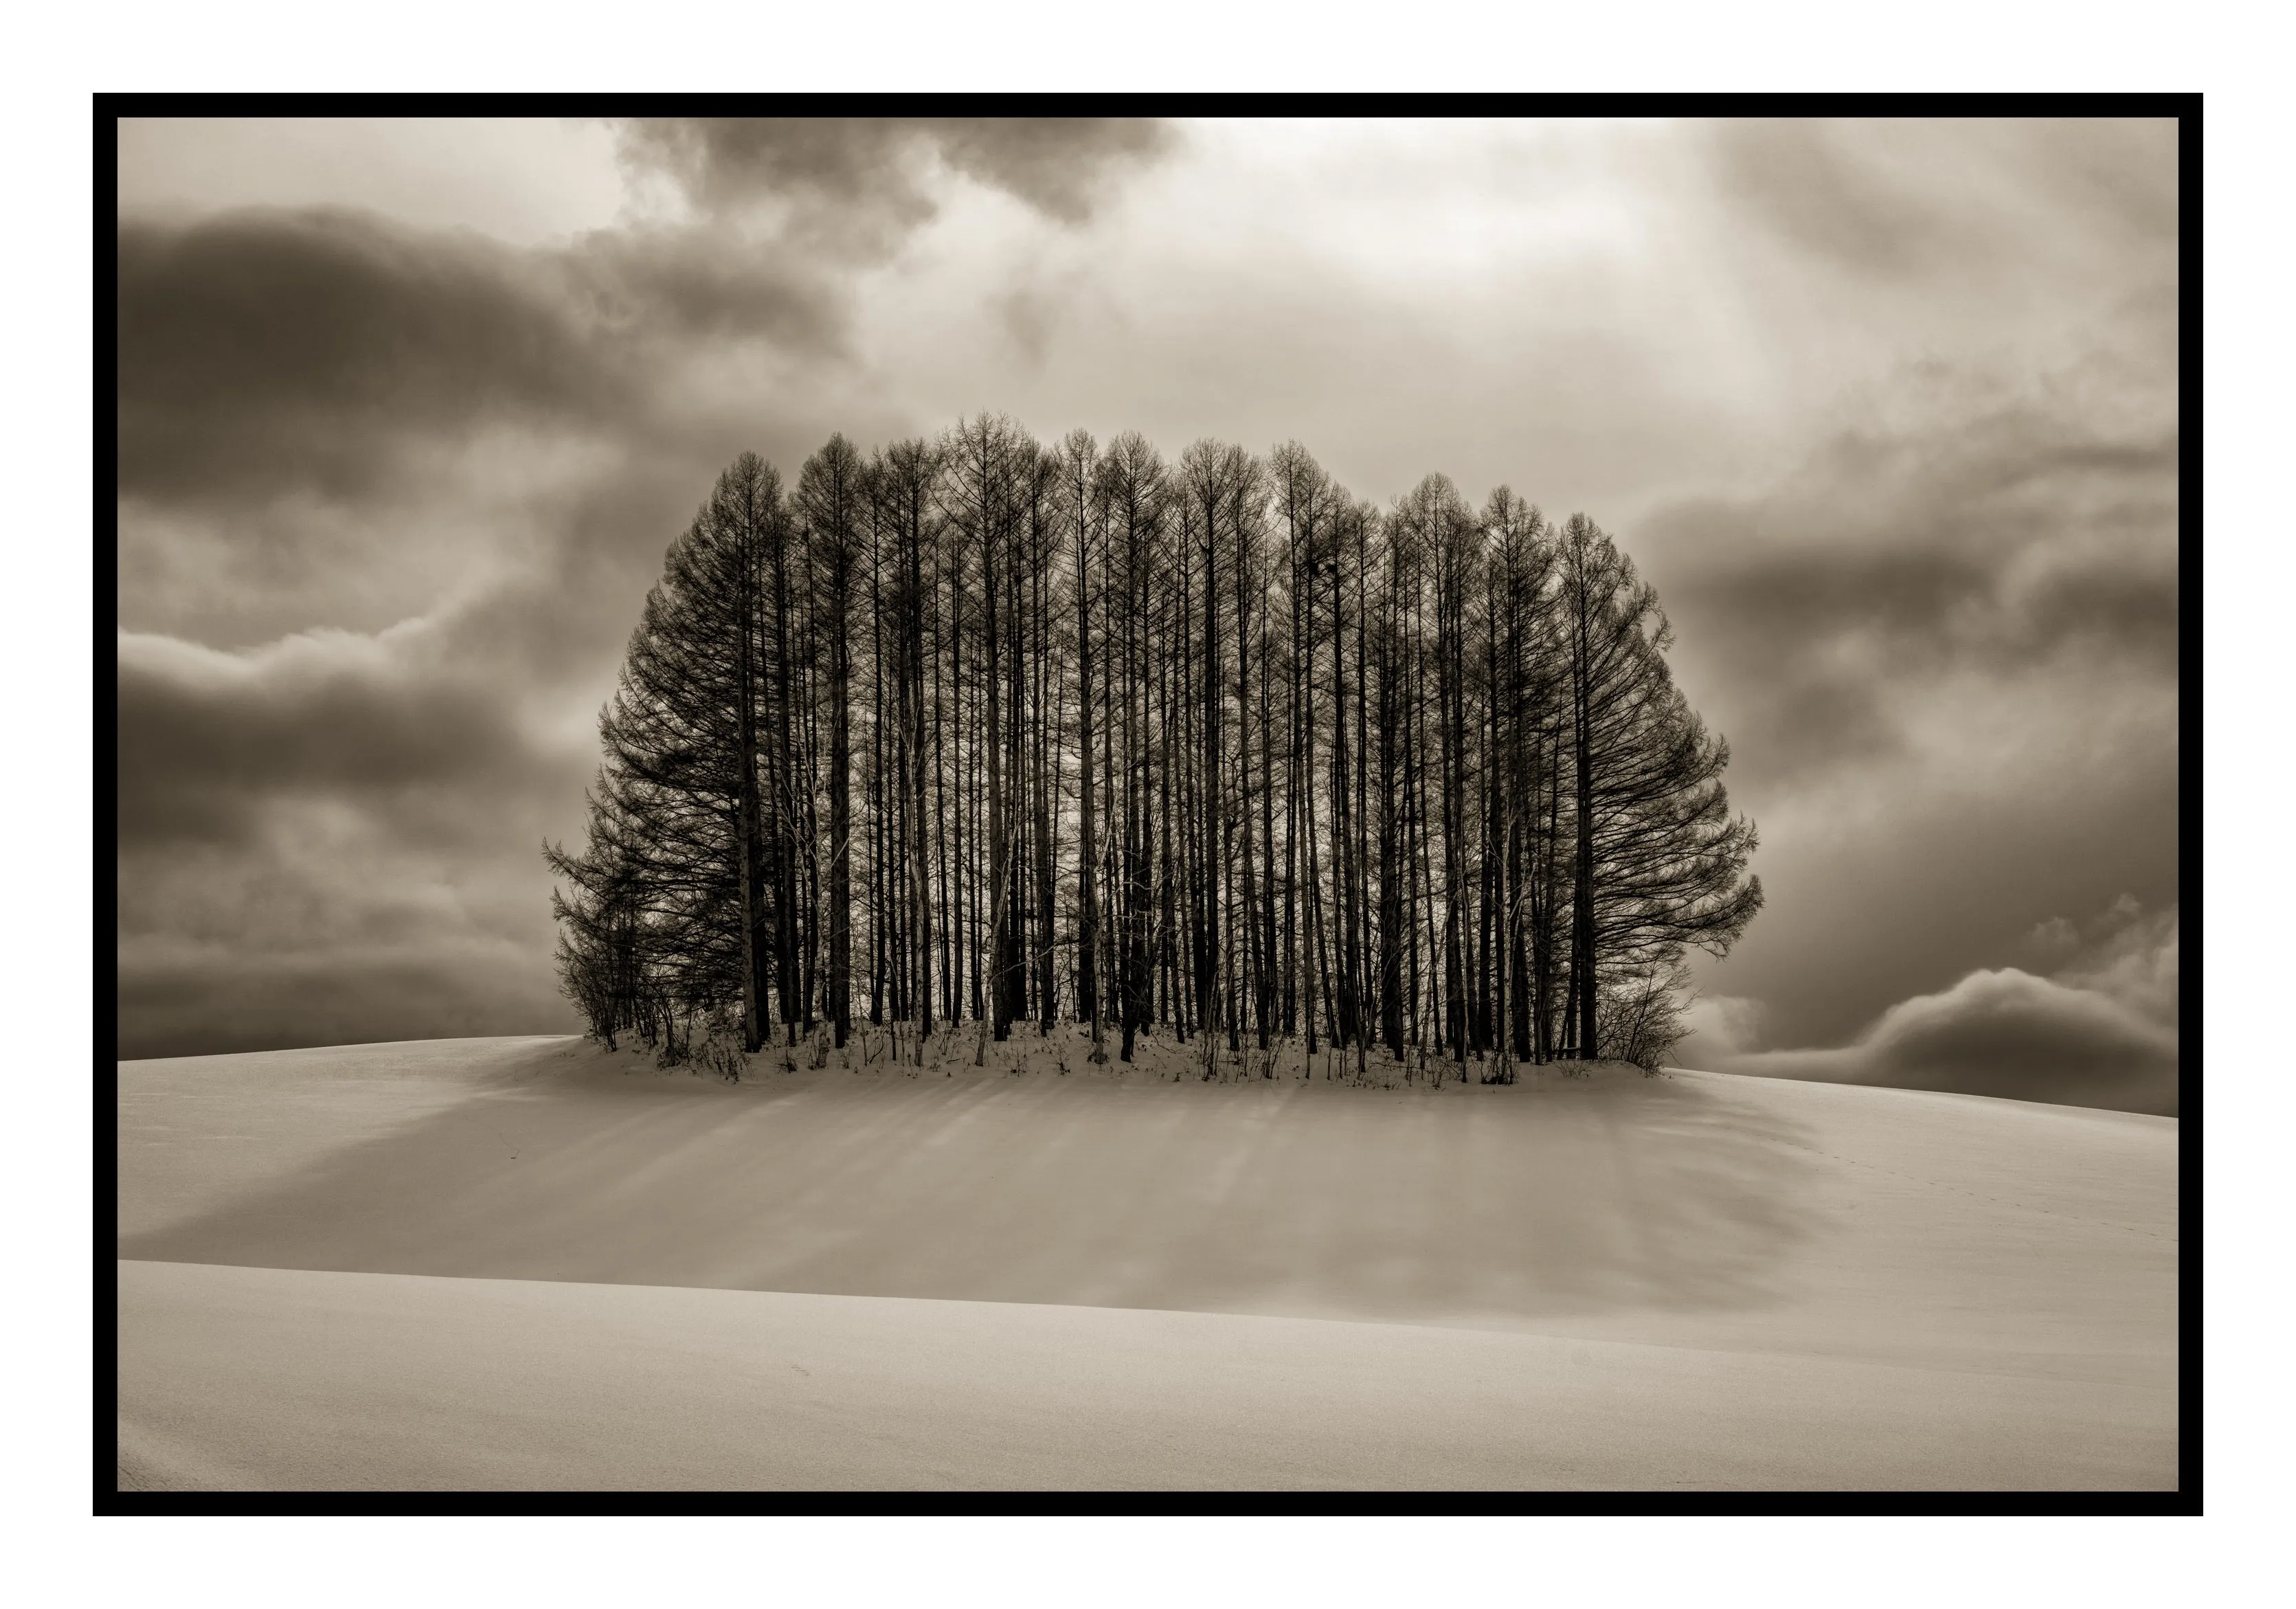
114,115,2179,1110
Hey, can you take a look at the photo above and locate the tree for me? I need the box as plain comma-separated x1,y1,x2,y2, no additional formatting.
799,434,866,1048
873,436,941,1063
547,453,783,1056
1555,513,1764,1061
1095,431,1169,1063
1059,429,1108,1061
941,414,1037,1055
552,427,1760,1082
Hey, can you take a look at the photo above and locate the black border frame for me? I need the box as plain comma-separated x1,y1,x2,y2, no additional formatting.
95,92,2201,1517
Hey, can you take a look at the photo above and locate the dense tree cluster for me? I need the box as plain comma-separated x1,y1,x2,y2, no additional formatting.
547,419,1761,1078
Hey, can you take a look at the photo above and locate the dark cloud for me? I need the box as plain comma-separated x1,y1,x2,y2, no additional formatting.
1655,541,1988,781
117,207,849,514
117,947,572,1062
1722,967,2177,1117
117,629,583,851
2045,895,2179,1029
929,119,1175,221
118,209,621,505
116,619,598,1058
564,223,843,352
1709,896,2178,1116
1632,306,2176,1061
1696,754,2177,1057
1647,384,2177,790
617,117,1175,237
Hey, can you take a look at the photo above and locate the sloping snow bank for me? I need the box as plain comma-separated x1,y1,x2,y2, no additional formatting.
115,1033,2176,1490
117,1261,2173,1492
118,1036,569,1239
121,1035,2176,1381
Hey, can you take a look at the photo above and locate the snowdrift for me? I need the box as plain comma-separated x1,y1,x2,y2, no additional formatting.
115,1032,2177,1490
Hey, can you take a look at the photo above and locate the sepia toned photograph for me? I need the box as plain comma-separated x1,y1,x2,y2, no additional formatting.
109,109,2187,1502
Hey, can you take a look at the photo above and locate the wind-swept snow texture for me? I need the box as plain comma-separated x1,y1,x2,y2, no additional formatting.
116,1035,2177,1490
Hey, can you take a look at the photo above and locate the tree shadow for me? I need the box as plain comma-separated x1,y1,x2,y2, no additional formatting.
121,1059,1828,1327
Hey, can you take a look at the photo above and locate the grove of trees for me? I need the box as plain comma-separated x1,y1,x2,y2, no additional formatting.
547,418,1762,1080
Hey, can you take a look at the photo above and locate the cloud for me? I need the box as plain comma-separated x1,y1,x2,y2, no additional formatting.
567,223,842,350
118,932,570,1063
116,117,632,249
1678,993,1766,1060
117,624,586,851
116,621,595,1057
110,120,2177,1064
1712,900,2179,1116
2045,894,2179,1028
117,822,580,1062
1722,969,2176,1117
1702,120,2172,282
116,207,855,514
616,117,1175,238
117,209,622,505
1647,371,2177,791
1640,329,2178,1054
113,200,877,679
109,197,904,1061
1707,120,1963,278
1694,118,2178,355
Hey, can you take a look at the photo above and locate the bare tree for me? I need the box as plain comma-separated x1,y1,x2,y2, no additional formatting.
554,429,1760,1081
